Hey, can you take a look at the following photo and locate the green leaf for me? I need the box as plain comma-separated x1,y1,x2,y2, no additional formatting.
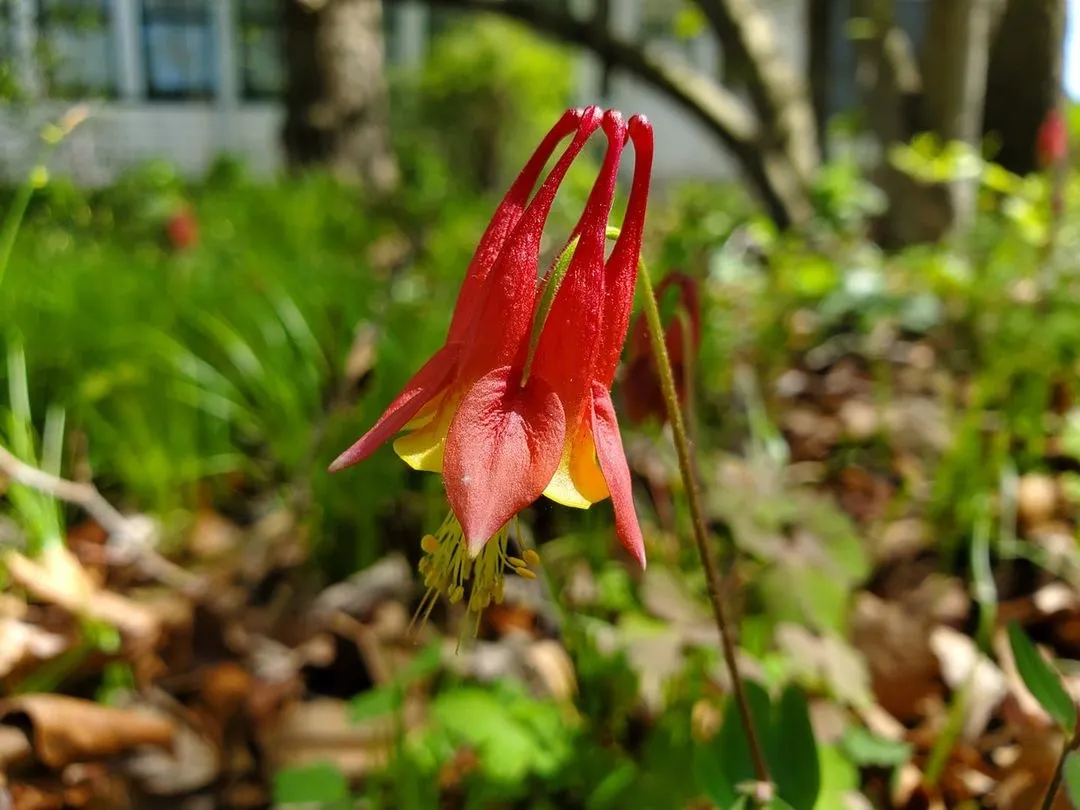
814,745,860,810
430,686,568,786
586,760,638,810
696,682,821,810
348,642,442,723
773,685,820,810
839,725,912,768
1007,622,1076,733
759,563,849,634
1063,749,1080,808
348,685,402,722
693,740,736,808
273,761,349,806
844,16,876,41
398,640,443,682
718,680,774,796
673,5,707,39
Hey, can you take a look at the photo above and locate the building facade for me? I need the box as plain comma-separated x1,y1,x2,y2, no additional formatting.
0,0,433,182
0,0,927,185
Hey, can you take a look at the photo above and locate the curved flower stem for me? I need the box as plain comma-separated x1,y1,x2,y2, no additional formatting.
634,257,772,793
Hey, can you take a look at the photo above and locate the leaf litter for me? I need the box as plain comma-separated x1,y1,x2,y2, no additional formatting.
4,281,1080,809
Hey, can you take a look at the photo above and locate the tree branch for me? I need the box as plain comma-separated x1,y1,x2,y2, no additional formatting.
401,0,813,228
418,0,756,146
694,0,820,180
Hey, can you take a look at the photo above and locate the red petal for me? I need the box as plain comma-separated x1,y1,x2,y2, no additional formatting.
457,110,605,378
448,107,598,344
443,368,566,553
530,111,628,422
597,115,655,387
328,344,459,473
590,383,646,568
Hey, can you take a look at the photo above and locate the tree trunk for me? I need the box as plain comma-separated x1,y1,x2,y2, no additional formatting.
852,0,949,248
982,0,1066,176
806,0,833,158
697,0,820,184
282,0,399,191
919,0,1005,237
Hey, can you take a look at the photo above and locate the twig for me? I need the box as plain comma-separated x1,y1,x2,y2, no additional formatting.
0,444,129,538
0,442,205,597
635,262,772,794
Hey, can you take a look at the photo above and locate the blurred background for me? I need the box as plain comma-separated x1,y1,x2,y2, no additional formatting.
1,1,1080,808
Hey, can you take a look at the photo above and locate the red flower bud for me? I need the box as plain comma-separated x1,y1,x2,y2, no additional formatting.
166,207,198,252
623,272,702,426
1036,107,1068,171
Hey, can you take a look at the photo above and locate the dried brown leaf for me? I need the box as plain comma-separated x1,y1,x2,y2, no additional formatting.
928,626,1006,740
0,619,66,679
4,548,158,640
851,593,942,722
260,697,423,780
123,714,219,796
524,640,577,702
0,695,174,770
1017,473,1061,529
8,781,63,810
187,509,243,560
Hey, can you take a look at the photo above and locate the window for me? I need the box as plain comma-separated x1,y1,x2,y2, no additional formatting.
37,0,114,98
141,0,216,100
0,1,13,62
0,0,15,99
383,2,399,64
237,0,282,100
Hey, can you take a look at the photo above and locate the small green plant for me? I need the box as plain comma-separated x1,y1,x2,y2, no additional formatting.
1007,622,1080,809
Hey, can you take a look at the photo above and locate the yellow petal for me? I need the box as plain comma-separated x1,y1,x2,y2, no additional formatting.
402,392,445,432
393,401,455,473
542,429,610,508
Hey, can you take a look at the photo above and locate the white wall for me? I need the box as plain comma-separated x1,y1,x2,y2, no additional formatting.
0,102,284,185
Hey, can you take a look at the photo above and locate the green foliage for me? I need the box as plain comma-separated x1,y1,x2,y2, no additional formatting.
0,159,487,566
393,15,578,199
694,681,820,810
273,761,351,808
1064,750,1080,807
349,642,442,722
6,65,1080,810
1007,621,1076,734
2,339,65,555
839,725,912,769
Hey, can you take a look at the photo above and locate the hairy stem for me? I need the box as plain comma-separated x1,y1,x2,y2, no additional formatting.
635,259,771,791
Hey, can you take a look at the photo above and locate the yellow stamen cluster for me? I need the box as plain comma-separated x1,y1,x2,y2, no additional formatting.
411,510,542,638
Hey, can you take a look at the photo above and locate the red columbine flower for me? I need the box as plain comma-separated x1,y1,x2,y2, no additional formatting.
329,107,654,623
166,206,199,252
1036,107,1068,171
623,272,701,426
